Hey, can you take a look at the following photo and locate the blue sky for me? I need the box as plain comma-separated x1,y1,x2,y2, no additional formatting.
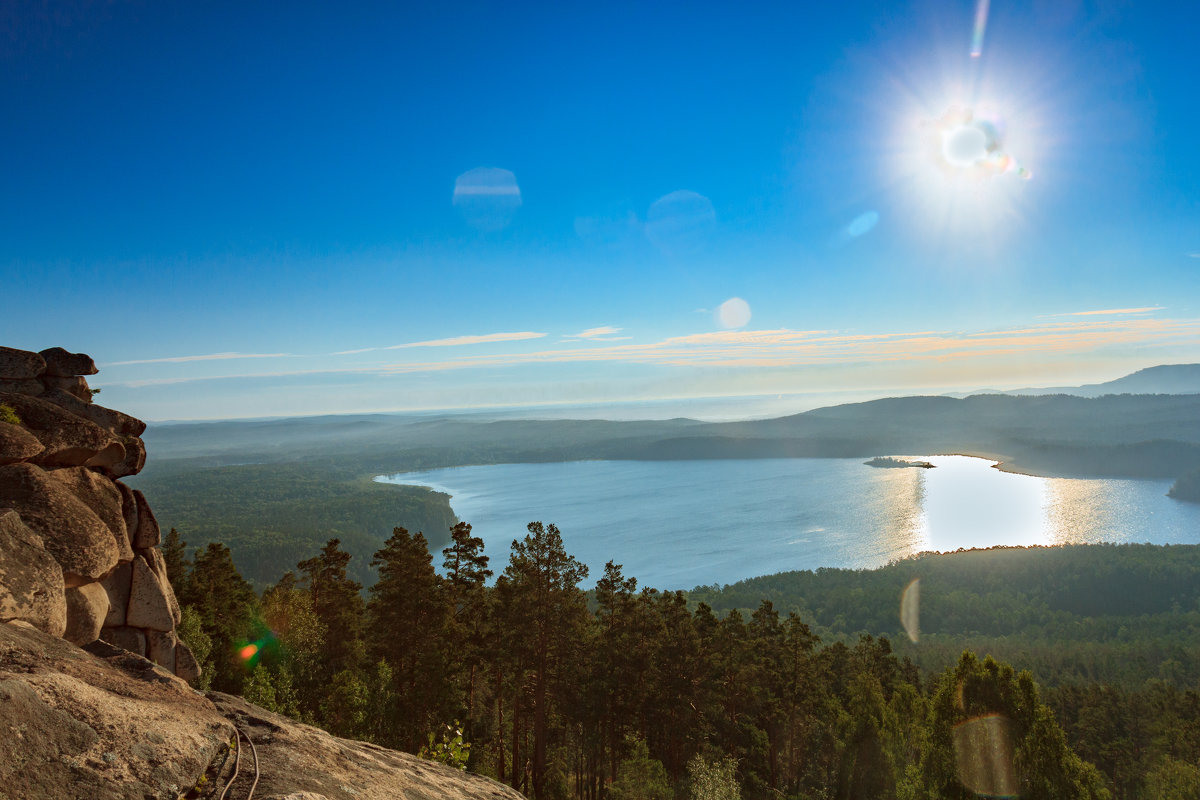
2,1,1198,420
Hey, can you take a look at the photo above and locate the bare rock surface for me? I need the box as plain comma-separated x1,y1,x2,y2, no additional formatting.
110,433,146,477
0,620,234,800
42,374,92,400
115,479,138,549
132,488,160,548
64,581,110,646
40,387,147,437
143,546,182,625
0,391,123,468
208,692,526,800
0,509,66,636
147,630,177,672
0,421,44,464
1,621,525,800
0,377,43,395
100,560,132,626
0,462,120,583
126,555,175,631
50,466,133,562
100,625,146,655
0,346,45,379
39,346,98,377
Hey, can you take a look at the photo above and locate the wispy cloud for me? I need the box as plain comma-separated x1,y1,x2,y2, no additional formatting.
106,352,292,366
335,332,547,355
1066,306,1165,316
1189,253,1200,259
386,332,546,349
107,316,1200,388
1041,307,1165,318
572,326,622,338
562,326,631,342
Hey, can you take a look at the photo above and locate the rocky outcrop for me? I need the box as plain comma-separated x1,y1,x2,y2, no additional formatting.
1,620,526,800
0,421,44,464
0,346,196,681
0,620,235,800
209,691,525,800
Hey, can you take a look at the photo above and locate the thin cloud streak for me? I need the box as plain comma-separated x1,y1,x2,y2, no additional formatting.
335,332,548,355
384,332,546,349
570,326,623,338
107,316,1200,388
106,352,293,366
1067,306,1165,316
1040,306,1165,318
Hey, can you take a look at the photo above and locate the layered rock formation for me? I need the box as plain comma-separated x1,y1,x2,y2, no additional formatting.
0,345,197,681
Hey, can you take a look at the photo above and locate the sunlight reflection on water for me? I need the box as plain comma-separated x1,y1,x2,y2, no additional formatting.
377,456,1200,589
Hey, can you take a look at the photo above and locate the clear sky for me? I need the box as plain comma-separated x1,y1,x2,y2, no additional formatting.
3,1,1198,420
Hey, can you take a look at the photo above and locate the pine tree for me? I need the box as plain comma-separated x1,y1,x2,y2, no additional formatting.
442,522,492,737
920,651,1111,800
161,527,190,594
298,539,365,678
368,527,451,750
180,542,257,693
499,522,589,800
592,560,641,788
260,571,327,721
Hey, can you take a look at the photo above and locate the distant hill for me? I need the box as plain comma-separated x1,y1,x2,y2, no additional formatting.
961,363,1200,398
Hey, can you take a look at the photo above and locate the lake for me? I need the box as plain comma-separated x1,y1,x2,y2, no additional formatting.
376,456,1200,590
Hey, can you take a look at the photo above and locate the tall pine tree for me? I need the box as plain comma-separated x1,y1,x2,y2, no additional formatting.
499,522,589,800
368,527,452,750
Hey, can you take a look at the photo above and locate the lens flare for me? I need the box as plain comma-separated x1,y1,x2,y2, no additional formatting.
715,297,751,329
900,577,920,642
239,643,259,661
953,713,1019,798
846,210,880,238
453,167,522,231
646,190,716,256
970,0,991,58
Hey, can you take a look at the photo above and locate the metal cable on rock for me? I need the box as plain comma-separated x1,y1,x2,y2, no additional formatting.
217,728,241,800
243,725,261,800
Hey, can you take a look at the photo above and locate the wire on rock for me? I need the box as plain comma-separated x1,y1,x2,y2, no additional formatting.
217,730,240,800
216,725,260,800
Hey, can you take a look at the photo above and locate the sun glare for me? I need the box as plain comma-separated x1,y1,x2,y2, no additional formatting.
876,6,1054,244
892,85,1041,241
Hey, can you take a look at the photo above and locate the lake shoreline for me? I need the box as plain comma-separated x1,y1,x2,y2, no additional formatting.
377,456,1200,590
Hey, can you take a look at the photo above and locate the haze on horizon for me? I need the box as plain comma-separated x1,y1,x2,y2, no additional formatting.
3,2,1198,422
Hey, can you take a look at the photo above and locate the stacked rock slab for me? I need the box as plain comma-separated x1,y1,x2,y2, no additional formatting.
0,345,199,682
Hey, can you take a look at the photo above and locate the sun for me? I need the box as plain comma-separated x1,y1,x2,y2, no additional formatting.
868,6,1055,244
927,106,1031,180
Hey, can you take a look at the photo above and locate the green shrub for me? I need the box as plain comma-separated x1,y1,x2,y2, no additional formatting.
419,722,471,770
0,403,20,425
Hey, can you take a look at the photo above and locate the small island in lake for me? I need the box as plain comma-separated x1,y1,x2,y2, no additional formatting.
864,456,936,469
1168,468,1200,504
